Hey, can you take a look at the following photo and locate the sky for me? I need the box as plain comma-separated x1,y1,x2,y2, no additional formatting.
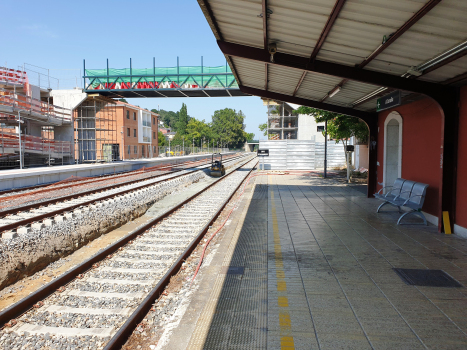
2,0,268,139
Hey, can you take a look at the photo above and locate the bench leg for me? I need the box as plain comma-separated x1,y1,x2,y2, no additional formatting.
377,201,401,213
397,210,427,225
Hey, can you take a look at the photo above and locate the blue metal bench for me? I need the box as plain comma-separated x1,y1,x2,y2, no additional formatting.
375,178,429,225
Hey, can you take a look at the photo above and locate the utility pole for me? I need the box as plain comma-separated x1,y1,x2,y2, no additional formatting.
324,119,328,178
18,111,22,170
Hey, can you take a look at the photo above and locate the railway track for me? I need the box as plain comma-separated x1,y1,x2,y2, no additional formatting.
0,154,236,202
0,156,257,350
0,154,245,235
0,154,238,211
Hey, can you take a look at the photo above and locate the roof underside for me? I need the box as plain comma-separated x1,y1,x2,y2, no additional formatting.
199,0,467,113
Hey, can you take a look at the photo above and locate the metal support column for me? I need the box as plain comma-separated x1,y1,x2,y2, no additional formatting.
437,89,460,232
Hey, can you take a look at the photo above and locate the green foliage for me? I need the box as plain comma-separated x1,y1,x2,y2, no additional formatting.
176,103,189,135
246,132,255,141
118,98,128,103
153,109,179,130
258,122,268,136
211,108,248,148
294,106,368,143
158,131,166,146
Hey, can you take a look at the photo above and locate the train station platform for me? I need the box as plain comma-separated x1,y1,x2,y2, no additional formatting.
0,153,227,191
170,173,467,350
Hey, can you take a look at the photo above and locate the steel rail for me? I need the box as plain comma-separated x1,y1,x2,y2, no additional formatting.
0,156,257,338
104,157,257,349
0,153,235,197
0,156,225,198
0,154,244,232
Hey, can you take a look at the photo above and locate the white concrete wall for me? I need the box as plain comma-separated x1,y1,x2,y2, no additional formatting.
50,89,87,110
297,114,325,142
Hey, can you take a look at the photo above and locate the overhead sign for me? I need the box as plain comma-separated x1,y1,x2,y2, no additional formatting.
377,91,401,112
257,149,269,156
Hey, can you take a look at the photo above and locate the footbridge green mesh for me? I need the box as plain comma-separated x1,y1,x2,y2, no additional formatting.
85,65,238,90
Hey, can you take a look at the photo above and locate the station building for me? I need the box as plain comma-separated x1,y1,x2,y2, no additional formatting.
199,0,467,235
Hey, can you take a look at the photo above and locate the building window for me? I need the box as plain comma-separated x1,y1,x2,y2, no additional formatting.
153,117,156,125
317,125,325,132
134,129,137,137
126,110,129,119
133,112,136,120
153,146,156,154
127,128,130,136
127,145,130,154
134,145,137,154
153,131,156,139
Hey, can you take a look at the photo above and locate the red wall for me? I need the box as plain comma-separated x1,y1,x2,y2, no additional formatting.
377,98,442,217
456,86,467,229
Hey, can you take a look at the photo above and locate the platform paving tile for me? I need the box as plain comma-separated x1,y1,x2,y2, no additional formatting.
188,175,467,349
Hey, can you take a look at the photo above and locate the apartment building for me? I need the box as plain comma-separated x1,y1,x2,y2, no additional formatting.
114,101,159,160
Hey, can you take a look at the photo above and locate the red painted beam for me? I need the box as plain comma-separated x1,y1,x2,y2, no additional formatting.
443,71,467,85
322,0,441,102
293,0,347,97
309,0,347,64
357,0,442,69
262,0,268,50
218,40,450,99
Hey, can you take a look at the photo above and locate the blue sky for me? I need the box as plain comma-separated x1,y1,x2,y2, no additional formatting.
2,0,267,139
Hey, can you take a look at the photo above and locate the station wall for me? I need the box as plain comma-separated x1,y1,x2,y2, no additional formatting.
455,86,467,233
377,97,442,221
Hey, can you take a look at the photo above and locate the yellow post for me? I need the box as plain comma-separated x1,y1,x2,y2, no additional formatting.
443,211,452,234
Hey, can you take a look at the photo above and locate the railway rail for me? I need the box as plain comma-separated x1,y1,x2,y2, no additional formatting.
0,154,244,234
0,156,258,350
0,153,237,211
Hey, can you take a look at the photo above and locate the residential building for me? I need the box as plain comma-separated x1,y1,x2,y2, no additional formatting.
113,101,159,160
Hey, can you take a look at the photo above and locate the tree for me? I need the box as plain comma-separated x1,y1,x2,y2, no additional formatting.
258,123,268,136
158,131,166,146
295,106,369,182
184,118,213,147
118,98,128,103
153,109,179,130
211,108,248,148
246,132,255,140
176,103,189,135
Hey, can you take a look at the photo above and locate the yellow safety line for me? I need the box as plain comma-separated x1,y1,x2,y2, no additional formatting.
271,189,295,349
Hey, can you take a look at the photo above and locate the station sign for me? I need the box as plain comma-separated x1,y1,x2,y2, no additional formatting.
377,91,401,112
257,149,269,156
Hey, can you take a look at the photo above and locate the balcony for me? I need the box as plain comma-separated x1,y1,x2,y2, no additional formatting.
0,88,72,126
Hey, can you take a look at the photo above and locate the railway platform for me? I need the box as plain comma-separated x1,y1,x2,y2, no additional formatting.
0,153,225,191
170,173,467,350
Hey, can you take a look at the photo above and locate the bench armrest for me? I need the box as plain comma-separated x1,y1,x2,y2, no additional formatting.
402,194,425,206
377,185,393,195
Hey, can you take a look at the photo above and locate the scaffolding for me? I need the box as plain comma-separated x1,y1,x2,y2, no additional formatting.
75,96,118,163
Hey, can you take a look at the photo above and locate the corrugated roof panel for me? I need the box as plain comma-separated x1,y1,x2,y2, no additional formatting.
369,0,467,73
231,57,265,90
210,0,263,48
295,72,343,100
317,0,424,66
419,55,467,83
331,81,382,105
267,64,303,95
268,0,336,57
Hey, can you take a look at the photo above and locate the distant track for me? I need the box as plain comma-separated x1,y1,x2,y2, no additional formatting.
0,156,257,350
0,154,245,234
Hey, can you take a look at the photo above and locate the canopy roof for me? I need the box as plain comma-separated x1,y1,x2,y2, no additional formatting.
198,0,467,114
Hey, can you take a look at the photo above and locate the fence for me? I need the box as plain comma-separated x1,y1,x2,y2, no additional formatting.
0,88,72,124
158,146,229,157
0,130,72,157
